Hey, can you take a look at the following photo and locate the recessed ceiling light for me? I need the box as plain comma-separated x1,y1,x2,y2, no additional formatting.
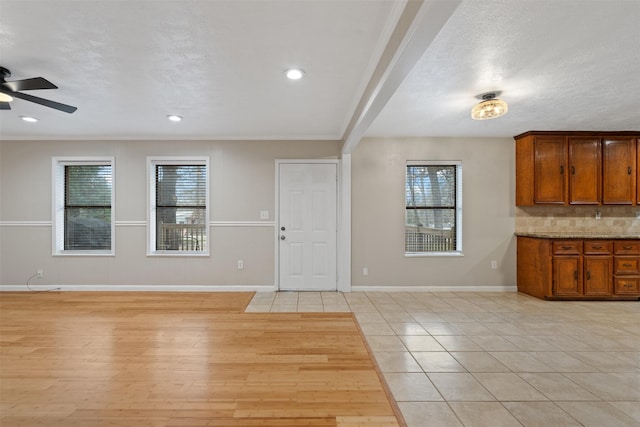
167,115,183,122
285,68,305,80
20,116,38,123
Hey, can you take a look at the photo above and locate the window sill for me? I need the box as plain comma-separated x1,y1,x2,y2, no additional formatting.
405,251,464,258
53,251,114,257
147,252,210,257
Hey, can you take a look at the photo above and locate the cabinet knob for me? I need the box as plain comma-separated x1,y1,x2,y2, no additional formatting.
622,263,632,267
571,165,575,175
586,271,591,280
629,166,633,175
560,165,564,175
562,246,572,250
574,270,578,280
592,245,602,249
623,246,633,250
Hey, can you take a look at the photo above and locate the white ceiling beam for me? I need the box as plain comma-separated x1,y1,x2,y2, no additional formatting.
340,0,461,154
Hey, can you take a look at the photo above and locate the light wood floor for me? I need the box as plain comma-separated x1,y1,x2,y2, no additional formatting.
0,292,402,427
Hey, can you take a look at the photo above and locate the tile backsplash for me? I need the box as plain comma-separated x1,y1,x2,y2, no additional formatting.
516,206,640,235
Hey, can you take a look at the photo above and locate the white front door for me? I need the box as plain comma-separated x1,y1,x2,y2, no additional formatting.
278,162,337,291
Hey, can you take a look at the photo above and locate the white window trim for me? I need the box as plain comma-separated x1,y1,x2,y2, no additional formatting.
147,156,210,257
405,160,463,257
52,157,115,256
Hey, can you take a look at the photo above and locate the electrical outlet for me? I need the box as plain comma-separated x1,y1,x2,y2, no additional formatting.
595,211,601,220
260,210,269,220
36,269,43,278
491,260,498,270
636,211,640,219
362,267,368,276
237,260,244,270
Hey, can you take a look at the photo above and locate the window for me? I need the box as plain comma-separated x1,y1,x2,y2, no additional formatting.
148,158,209,255
405,161,462,255
53,158,114,255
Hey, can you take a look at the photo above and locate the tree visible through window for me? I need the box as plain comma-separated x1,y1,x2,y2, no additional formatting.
405,163,461,253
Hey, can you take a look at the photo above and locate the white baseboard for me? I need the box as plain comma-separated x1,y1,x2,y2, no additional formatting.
0,284,277,292
351,285,517,292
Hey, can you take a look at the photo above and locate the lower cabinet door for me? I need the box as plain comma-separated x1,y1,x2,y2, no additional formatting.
584,256,613,296
554,256,582,296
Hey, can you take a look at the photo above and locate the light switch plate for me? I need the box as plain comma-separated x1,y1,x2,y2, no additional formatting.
260,210,269,220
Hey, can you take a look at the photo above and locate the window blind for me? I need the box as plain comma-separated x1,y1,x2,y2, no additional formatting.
64,165,112,250
155,164,207,251
405,165,457,252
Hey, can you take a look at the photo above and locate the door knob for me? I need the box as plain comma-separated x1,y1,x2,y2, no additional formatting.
280,235,286,240
281,226,286,231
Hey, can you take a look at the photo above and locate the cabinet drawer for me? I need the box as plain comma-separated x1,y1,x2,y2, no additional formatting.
614,277,639,295
614,241,640,255
584,240,612,254
553,241,582,254
614,257,640,274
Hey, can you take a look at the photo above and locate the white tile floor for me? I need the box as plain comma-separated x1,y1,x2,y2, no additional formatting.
245,291,640,427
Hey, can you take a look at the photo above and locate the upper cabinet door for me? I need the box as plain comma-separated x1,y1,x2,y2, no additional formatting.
569,137,601,205
534,136,568,204
602,137,637,205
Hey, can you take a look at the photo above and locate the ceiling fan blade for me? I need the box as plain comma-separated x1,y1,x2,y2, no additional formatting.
4,77,58,92
0,101,10,110
11,91,77,113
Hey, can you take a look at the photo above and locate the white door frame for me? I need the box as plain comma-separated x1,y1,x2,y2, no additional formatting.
274,159,350,292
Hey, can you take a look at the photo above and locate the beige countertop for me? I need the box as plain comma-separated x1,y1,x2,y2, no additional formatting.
516,232,639,239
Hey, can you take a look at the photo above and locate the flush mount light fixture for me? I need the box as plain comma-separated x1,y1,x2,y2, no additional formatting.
471,92,508,120
20,115,38,122
167,115,182,122
0,92,13,102
284,68,305,80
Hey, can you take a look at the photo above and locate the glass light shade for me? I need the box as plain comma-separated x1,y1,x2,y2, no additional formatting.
471,98,508,120
0,92,13,102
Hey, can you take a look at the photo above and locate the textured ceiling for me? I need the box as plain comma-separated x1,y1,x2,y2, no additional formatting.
0,0,639,146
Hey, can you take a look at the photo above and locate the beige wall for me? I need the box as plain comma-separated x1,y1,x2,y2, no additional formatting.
351,137,516,289
0,139,339,288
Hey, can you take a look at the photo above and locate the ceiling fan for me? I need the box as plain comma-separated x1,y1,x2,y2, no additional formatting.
0,66,77,114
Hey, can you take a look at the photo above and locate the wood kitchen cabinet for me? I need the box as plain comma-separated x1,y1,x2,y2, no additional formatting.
602,137,636,204
552,240,612,297
515,131,639,206
614,241,640,295
533,136,567,204
553,256,583,296
517,236,638,300
569,137,601,205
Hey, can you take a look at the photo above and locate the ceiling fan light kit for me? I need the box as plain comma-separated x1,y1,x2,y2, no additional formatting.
0,66,77,114
471,92,508,120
